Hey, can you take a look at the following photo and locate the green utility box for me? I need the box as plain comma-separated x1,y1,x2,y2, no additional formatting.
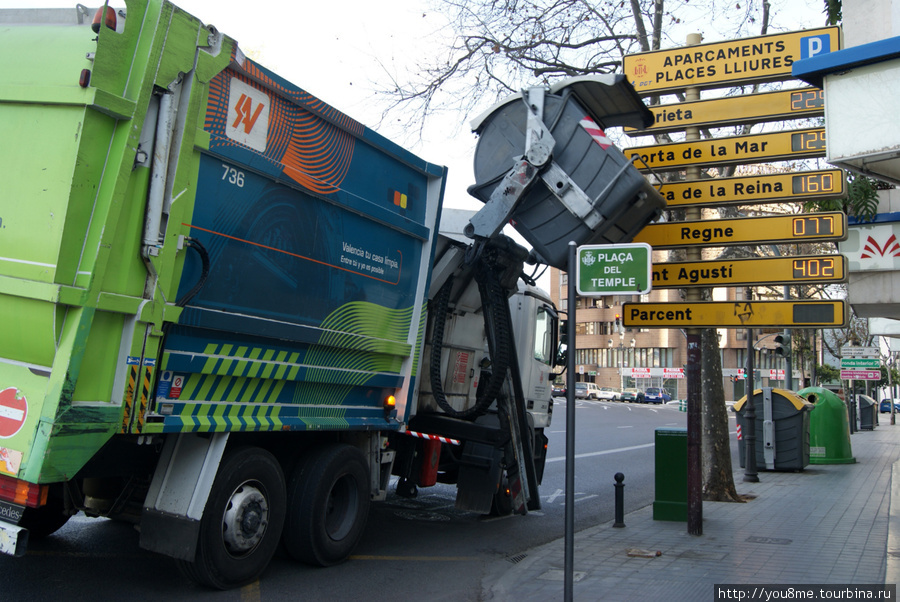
798,387,855,464
653,427,687,522
734,388,813,471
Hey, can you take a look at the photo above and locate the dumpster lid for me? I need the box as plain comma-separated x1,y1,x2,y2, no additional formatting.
470,74,654,133
733,388,812,412
858,394,876,407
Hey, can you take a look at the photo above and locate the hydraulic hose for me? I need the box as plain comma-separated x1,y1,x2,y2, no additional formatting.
428,253,514,420
175,237,210,308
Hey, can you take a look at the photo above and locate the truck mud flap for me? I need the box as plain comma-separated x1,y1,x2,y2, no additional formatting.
0,520,28,557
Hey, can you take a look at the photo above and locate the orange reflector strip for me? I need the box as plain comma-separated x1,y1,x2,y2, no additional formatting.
0,474,48,508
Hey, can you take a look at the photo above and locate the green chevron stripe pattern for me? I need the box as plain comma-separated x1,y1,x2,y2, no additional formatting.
411,302,427,374
163,303,416,431
153,400,364,433
307,302,414,382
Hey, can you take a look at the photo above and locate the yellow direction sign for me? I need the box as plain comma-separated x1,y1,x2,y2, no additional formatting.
625,128,826,172
634,212,847,249
660,170,846,208
625,88,823,136
623,27,841,95
622,300,848,329
652,255,848,289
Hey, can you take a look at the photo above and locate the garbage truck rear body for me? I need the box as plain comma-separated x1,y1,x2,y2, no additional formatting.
0,0,663,589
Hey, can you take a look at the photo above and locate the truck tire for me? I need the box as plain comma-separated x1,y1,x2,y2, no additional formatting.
177,446,286,590
282,444,370,566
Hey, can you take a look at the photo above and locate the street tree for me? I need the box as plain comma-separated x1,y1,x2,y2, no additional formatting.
379,0,831,502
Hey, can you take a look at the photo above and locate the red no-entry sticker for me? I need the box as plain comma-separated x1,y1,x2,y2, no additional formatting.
0,388,27,438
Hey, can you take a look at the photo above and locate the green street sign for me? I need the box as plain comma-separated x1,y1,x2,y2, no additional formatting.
577,243,652,296
840,358,880,369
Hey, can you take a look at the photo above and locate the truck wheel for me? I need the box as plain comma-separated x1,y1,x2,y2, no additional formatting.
282,444,370,566
177,446,286,590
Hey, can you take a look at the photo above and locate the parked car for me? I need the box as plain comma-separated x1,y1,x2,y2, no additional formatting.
597,387,620,401
552,383,567,397
880,399,900,413
644,387,672,404
574,382,602,399
620,388,645,403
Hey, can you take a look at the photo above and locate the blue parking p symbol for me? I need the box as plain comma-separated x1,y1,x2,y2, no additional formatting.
801,34,832,59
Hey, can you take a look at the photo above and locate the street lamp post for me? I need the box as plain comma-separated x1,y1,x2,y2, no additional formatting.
627,337,635,390
609,334,637,392
609,333,625,391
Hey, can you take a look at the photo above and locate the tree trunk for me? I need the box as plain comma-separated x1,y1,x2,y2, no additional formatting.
700,328,743,502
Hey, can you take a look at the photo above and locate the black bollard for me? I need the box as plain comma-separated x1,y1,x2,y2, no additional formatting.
613,472,625,528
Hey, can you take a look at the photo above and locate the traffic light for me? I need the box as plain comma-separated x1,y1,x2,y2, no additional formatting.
774,333,791,357
614,314,620,331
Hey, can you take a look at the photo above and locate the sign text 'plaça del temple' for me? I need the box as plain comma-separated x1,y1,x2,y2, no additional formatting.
576,243,652,296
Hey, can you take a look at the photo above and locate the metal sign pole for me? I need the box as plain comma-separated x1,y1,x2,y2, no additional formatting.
565,241,577,602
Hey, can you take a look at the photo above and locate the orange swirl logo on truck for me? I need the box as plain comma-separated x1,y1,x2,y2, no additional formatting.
207,64,360,196
226,78,270,152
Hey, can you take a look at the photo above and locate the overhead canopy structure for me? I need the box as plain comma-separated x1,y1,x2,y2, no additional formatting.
793,36,900,185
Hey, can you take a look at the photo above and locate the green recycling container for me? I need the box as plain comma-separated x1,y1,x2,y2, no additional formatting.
653,427,687,522
798,387,855,464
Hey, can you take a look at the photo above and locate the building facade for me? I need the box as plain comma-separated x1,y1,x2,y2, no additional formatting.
550,250,803,401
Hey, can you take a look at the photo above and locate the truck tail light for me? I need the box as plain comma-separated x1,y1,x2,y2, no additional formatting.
383,394,397,418
91,5,117,33
0,474,48,508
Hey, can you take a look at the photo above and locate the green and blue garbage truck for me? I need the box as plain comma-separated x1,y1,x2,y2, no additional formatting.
0,0,664,588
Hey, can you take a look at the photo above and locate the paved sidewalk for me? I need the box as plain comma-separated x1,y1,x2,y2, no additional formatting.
483,424,900,600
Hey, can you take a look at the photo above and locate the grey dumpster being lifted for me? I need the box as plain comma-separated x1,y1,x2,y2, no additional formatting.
734,387,814,471
465,75,666,270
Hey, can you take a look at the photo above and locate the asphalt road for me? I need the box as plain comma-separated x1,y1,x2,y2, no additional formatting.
0,399,709,601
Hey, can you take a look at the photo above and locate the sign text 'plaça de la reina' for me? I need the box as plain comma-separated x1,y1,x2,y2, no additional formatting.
623,26,840,95
576,243,652,296
658,170,845,209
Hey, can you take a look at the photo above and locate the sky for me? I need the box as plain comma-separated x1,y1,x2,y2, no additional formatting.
3,0,829,210
3,0,829,288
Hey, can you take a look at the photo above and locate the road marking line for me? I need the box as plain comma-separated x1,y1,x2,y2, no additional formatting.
241,581,261,602
546,488,564,503
351,555,481,561
546,442,654,463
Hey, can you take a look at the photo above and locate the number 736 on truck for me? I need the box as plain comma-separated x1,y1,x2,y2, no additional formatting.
0,0,663,589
